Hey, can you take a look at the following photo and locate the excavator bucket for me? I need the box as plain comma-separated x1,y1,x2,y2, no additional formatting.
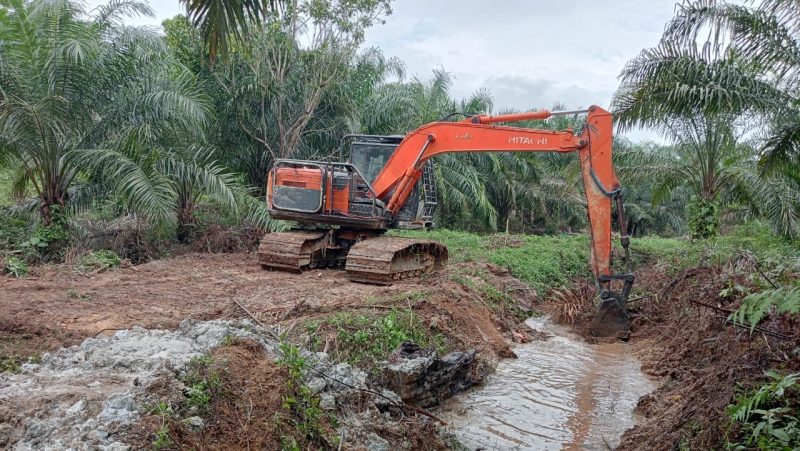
590,297,630,339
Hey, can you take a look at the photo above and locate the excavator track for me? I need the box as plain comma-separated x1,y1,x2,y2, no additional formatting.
345,236,448,285
257,231,338,272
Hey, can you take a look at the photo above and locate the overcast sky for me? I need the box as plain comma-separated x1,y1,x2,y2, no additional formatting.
85,0,679,141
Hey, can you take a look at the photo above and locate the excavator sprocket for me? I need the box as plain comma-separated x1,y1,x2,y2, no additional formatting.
258,231,342,272
345,236,448,285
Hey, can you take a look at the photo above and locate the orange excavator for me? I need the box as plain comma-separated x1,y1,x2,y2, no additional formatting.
258,105,633,337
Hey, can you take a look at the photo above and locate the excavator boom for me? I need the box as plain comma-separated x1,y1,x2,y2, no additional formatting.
259,105,633,337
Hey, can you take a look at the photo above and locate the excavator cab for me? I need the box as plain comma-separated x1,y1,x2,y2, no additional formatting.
267,134,437,230
342,135,438,229
344,135,404,185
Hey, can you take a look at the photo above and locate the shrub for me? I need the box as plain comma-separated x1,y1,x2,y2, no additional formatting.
276,342,335,449
688,197,719,239
314,308,445,370
19,223,69,262
3,256,28,278
77,250,122,273
727,372,800,449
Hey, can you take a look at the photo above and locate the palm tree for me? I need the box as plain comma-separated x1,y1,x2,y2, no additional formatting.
0,0,170,226
612,139,690,236
0,0,278,240
612,0,799,176
615,115,799,238
180,0,280,62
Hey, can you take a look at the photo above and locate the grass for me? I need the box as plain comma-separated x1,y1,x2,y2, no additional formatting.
395,229,592,293
77,250,121,272
185,356,222,406
0,357,22,373
307,308,447,371
395,222,800,293
449,265,528,319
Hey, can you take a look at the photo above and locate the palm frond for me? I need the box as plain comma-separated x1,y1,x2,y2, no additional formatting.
67,148,176,224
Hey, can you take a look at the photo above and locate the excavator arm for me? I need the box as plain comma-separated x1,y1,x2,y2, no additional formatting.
372,105,633,336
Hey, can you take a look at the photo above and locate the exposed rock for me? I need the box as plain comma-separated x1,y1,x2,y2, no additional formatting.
320,393,336,411
306,376,327,394
382,343,479,407
0,319,276,450
182,416,204,430
373,388,403,410
364,432,390,451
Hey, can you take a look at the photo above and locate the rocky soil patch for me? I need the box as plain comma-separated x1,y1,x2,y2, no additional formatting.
0,320,273,450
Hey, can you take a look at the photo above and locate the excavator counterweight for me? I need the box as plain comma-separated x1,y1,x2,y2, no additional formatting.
258,106,633,338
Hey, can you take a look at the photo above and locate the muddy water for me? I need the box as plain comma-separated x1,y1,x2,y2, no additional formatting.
439,318,655,450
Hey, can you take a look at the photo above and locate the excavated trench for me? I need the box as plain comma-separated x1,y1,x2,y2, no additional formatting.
439,317,655,450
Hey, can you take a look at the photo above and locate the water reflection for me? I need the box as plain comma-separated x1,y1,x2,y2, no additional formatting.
439,318,655,450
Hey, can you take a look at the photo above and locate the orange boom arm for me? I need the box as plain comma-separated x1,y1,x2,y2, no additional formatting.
371,105,629,295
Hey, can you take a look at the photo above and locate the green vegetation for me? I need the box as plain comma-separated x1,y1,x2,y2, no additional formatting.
396,229,590,293
3,256,28,278
398,224,799,294
182,355,224,416
730,287,800,333
1,0,798,273
727,372,800,449
276,342,337,450
307,308,445,370
150,402,175,450
77,250,121,273
0,169,15,207
613,0,800,238
0,357,22,373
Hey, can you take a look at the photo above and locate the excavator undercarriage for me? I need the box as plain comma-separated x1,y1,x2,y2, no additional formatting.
257,229,448,285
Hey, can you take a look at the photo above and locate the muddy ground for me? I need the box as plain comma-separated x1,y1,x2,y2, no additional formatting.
3,249,798,449
0,253,527,364
0,252,532,449
552,259,800,450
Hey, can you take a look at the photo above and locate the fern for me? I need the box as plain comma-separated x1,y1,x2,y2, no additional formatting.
727,372,800,449
730,286,800,333
728,372,799,423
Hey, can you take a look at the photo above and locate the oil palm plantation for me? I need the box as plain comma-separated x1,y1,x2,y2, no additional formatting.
0,0,274,239
612,0,800,237
615,115,799,238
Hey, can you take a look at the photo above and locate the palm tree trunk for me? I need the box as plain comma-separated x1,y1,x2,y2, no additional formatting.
176,199,195,244
39,181,68,227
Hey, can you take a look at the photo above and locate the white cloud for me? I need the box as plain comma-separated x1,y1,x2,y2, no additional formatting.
364,0,680,141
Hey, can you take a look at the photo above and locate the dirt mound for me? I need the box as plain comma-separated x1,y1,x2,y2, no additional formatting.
0,320,274,450
130,339,289,450
615,265,800,450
